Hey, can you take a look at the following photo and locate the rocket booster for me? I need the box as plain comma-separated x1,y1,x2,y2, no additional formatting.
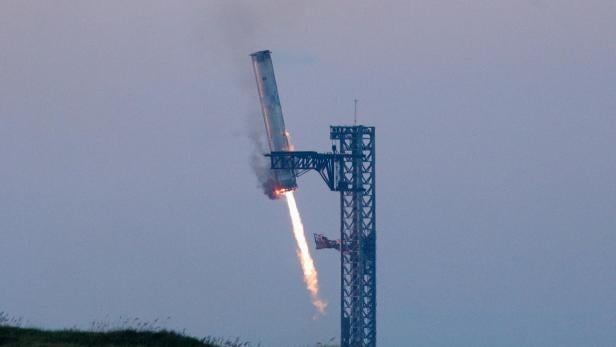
251,50,297,195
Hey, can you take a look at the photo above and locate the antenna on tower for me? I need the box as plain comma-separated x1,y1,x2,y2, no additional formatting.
354,98,358,125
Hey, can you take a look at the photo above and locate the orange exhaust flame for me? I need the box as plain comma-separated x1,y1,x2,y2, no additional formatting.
273,187,293,199
283,191,327,315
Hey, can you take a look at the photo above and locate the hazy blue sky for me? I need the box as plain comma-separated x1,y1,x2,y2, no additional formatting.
1,1,615,346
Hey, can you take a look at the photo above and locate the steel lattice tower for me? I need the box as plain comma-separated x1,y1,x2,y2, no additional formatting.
334,126,376,347
268,125,376,347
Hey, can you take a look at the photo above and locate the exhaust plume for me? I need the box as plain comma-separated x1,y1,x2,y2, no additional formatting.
248,121,278,199
284,191,327,315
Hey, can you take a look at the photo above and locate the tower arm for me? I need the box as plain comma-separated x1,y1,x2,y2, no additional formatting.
267,151,346,191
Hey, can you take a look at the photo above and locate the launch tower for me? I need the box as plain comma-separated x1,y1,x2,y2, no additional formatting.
252,50,376,347
269,126,376,347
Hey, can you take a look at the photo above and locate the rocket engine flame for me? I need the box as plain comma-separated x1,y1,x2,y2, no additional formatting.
283,191,327,315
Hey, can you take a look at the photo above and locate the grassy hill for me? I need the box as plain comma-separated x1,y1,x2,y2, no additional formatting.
0,326,234,347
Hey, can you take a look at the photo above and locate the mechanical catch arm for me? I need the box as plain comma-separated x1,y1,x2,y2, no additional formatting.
266,150,356,192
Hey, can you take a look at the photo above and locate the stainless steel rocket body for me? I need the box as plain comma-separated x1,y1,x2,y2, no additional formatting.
251,50,297,194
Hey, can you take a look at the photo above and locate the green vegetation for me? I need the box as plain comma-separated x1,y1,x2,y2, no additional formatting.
0,313,338,346
0,312,256,347
0,326,221,347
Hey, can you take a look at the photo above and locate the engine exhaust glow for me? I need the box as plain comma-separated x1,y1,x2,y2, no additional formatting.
283,191,327,315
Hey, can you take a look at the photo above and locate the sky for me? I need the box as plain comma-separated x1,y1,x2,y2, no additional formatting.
1,1,615,346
